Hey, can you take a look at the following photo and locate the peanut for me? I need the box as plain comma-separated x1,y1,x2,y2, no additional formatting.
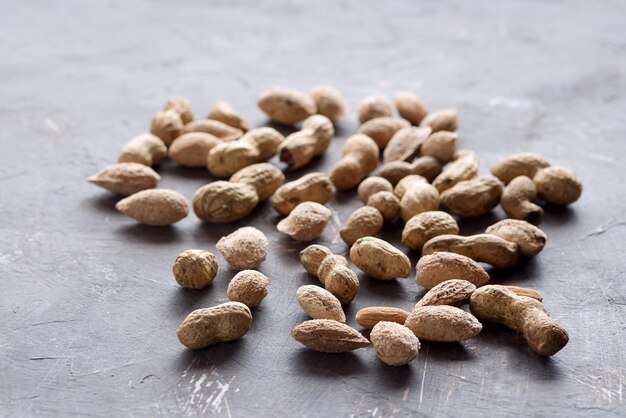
533,166,582,205
150,110,183,145
415,279,476,308
383,126,431,163
340,206,384,245
440,175,504,218
357,94,393,124
257,87,317,125
279,115,334,169
271,172,334,215
227,270,269,307
291,319,370,353
296,285,346,322
329,134,379,191
168,132,222,168
358,116,411,149
375,156,442,186
116,189,188,226
505,285,543,302
485,219,547,257
350,237,411,280
118,133,167,167
176,302,252,349
299,244,333,275
394,91,428,124
229,163,285,201
420,131,457,163
501,175,543,224
419,108,459,132
422,234,519,269
277,202,332,241
357,177,394,203
371,321,421,366
367,191,400,221
404,305,482,342
394,175,428,199
401,211,459,251
414,252,490,289
173,249,218,289
355,307,410,330
310,85,347,123
207,127,284,177
88,162,160,195
432,149,479,192
299,245,359,304
399,181,440,222
183,119,243,141
470,285,569,356
491,152,550,184
164,96,194,124
207,101,249,132
217,226,268,270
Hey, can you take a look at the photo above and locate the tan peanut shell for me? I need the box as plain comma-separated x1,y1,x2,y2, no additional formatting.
183,119,243,141
340,206,384,245
258,87,317,125
432,150,479,192
115,189,188,226
422,234,519,269
420,131,457,163
357,177,394,203
505,285,543,302
207,101,249,132
394,91,428,124
299,244,333,276
371,321,421,366
217,226,268,270
485,219,547,257
316,255,347,285
411,156,443,182
419,108,459,132
383,126,431,163
440,175,504,218
193,181,259,223
318,255,360,304
350,237,411,280
329,134,379,191
150,110,183,145
227,270,269,307
415,279,477,308
176,302,252,349
279,115,334,169
533,166,582,205
118,133,167,167
367,191,400,221
355,307,410,330
399,182,440,222
501,176,543,224
173,249,218,290
229,163,285,201
394,175,428,199
296,285,346,322
291,319,370,353
88,162,161,196
491,152,550,184
164,96,194,124
169,132,222,167
357,94,393,124
358,116,411,149
277,202,331,241
470,285,568,356
414,252,490,289
271,172,334,215
310,85,347,122
401,211,459,251
374,156,442,186
404,305,482,342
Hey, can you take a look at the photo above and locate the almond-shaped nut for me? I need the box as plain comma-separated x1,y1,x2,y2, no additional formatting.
258,87,317,125
357,94,393,124
415,279,477,308
271,172,334,215
183,119,243,141
491,152,550,184
382,126,431,164
504,285,543,301
291,319,370,353
432,150,479,193
355,307,411,330
404,305,482,342
193,181,259,223
176,302,252,349
422,234,519,269
440,175,504,218
217,226,268,270
399,182,440,222
227,270,269,307
277,202,331,241
310,85,347,123
371,321,421,366
394,92,428,124
164,96,194,124
207,101,250,132
118,134,167,167
150,110,183,146
420,131,457,163
115,189,188,226
419,108,459,132
357,177,394,203
401,211,459,251
414,252,490,289
296,285,346,322
340,206,384,245
358,117,411,149
173,249,218,289
169,132,222,167
230,163,285,201
367,191,400,222
501,176,544,224
533,166,582,205
350,237,411,280
88,162,161,195
299,244,333,276
485,219,547,257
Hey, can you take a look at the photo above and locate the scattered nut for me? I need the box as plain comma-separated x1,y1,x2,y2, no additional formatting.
404,305,482,342
340,206,384,245
491,152,550,184
501,176,544,224
299,244,333,276
355,307,411,330
279,115,334,169
217,226,269,270
88,162,161,195
193,181,259,223
401,211,459,251
258,87,317,125
367,191,400,221
227,270,269,307
229,162,285,201
415,279,477,308
414,252,490,289
357,94,393,124
176,302,252,349
150,110,183,146
169,132,222,167
394,175,428,199
394,91,428,124
357,177,394,203
329,134,379,191
183,119,243,141
291,319,370,353
358,116,411,149
350,237,411,280
115,189,188,226
440,175,504,218
271,172,334,215
383,126,431,163
374,156,442,186
296,285,346,322
173,249,218,289
533,166,582,205
486,219,547,257
371,321,421,366
422,234,519,269
164,96,194,124
207,101,249,132
419,108,459,132
277,202,332,241
432,149,479,192
310,85,347,122
300,245,359,304
399,182,440,222
420,131,457,163
118,133,167,167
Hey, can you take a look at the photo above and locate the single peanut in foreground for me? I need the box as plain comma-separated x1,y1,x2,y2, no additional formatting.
419,108,458,132
357,94,393,124
217,226,268,270
501,175,544,224
177,302,252,349
340,206,384,245
116,189,188,226
258,87,317,125
169,132,222,168
329,134,379,191
355,307,410,330
394,91,428,124
296,285,346,323
422,234,519,269
310,85,347,123
486,219,547,257
533,166,582,205
271,172,334,215
88,162,161,196
371,321,421,366
207,101,250,132
291,319,370,353
173,249,218,290
415,279,476,308
227,270,269,307
150,110,183,146
383,126,431,164
358,116,411,149
491,152,550,184
440,175,503,218
299,245,359,304
404,305,482,342
414,252,490,289
350,237,411,280
277,202,331,241
279,115,334,169
164,96,194,124
118,133,167,167
401,211,459,251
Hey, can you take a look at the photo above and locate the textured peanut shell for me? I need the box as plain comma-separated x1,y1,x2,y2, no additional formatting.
296,285,346,322
340,206,384,245
319,258,360,304
394,91,428,124
394,175,428,199
401,211,459,251
357,94,393,124
358,117,411,149
279,115,334,169
169,132,222,167
257,87,317,125
88,162,161,195
299,244,333,276
271,172,334,215
432,150,479,193
412,156,443,183
414,252,490,289
486,219,547,257
173,249,218,290
491,152,550,184
533,166,582,205
405,305,482,342
367,191,400,221
357,177,394,203
118,134,167,167
419,108,459,132
440,175,504,218
350,237,411,280
501,176,543,224
329,134,379,191
505,285,543,302
399,182,440,222
355,307,411,330
422,234,519,269
374,161,415,186
310,85,347,123
176,302,252,349
183,119,243,141
229,163,284,201
470,285,568,356
421,131,457,163
383,126,432,163
277,202,331,241
371,321,421,366
291,319,370,353
115,189,188,226
207,101,249,132
192,181,259,223
227,270,269,307
316,255,348,285
217,227,268,270
150,110,183,146
415,279,476,308
164,96,194,124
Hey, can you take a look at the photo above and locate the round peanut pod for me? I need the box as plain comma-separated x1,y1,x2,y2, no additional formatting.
491,152,550,184
432,150,479,193
164,96,194,124
414,252,490,289
399,182,440,222
422,234,519,269
118,134,167,167
371,321,421,366
88,162,161,196
169,132,222,168
150,110,183,146
340,206,384,245
367,191,400,222
296,285,346,322
271,172,334,215
291,319,370,353
355,307,411,330
501,176,544,224
394,175,428,199
319,257,359,304
229,163,285,201
440,175,504,218
279,115,334,169
401,211,459,251
485,219,547,257
358,116,411,149
193,181,259,223
420,131,457,163
412,155,443,183
173,249,218,289
316,255,348,285
383,126,431,164
404,305,482,342
350,237,411,280
217,226,269,270
299,244,333,276
394,91,428,124
357,94,393,124
207,101,249,132
419,108,459,132
176,302,252,349
115,189,188,226
183,119,243,141
277,202,332,241
357,177,394,203
257,87,317,125
415,279,477,308
329,134,379,191
310,85,347,123
227,270,269,307
533,166,582,205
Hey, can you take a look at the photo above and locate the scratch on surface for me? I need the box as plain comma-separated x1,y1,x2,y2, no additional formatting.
178,358,236,416
575,150,618,164
44,117,61,135
553,358,624,405
583,218,626,239
419,345,429,407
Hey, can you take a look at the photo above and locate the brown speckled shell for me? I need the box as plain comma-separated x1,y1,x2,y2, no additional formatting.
296,285,346,322
227,270,269,307
176,302,252,349
358,116,411,149
291,319,370,353
350,237,411,280
217,226,269,270
371,321,421,366
422,234,519,269
415,279,477,308
192,181,259,223
401,211,459,251
440,175,504,218
257,87,317,125
404,305,482,342
485,219,547,257
115,189,188,226
88,162,161,196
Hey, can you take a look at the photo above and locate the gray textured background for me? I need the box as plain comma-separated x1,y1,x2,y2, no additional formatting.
1,0,626,416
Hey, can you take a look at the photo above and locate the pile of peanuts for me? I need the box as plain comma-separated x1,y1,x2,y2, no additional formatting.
89,86,582,365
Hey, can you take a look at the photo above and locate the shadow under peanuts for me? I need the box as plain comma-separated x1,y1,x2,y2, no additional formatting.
158,162,213,182
372,360,414,388
114,223,184,244
264,121,298,138
541,204,578,228
82,193,124,213
421,342,474,362
168,285,217,317
485,256,542,285
174,339,248,373
457,211,502,236
358,273,407,302
290,349,369,378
